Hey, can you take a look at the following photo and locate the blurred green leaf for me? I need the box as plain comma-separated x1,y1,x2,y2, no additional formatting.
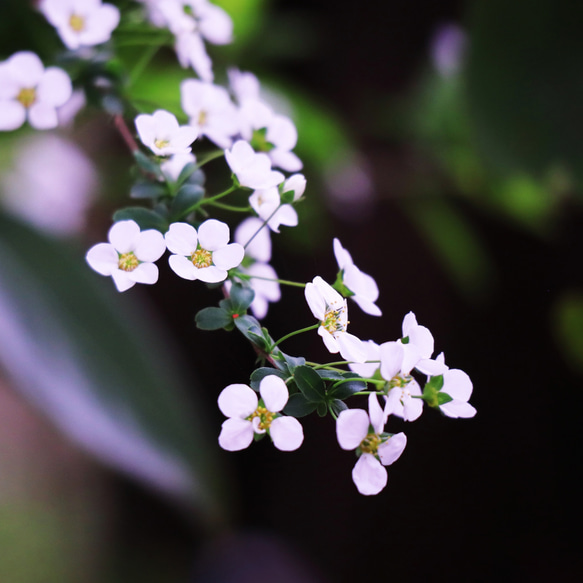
113,206,169,231
552,290,583,374
0,213,227,525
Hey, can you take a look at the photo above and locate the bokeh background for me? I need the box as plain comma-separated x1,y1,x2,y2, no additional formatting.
1,0,582,581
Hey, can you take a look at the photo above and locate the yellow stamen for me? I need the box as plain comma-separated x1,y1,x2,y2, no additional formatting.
17,88,36,108
69,13,85,32
248,406,274,431
360,433,380,454
118,252,139,272
322,307,345,334
154,138,169,150
191,248,212,269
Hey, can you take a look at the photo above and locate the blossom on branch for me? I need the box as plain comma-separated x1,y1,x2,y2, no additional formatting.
0,51,72,131
40,0,120,50
218,376,303,451
225,140,284,190
165,219,244,283
135,110,198,156
86,220,166,292
305,276,367,363
336,394,407,495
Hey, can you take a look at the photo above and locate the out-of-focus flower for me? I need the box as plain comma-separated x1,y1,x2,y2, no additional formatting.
0,51,72,131
40,0,120,50
333,238,381,316
175,32,213,81
234,217,271,262
305,276,366,363
336,394,407,495
431,23,467,78
86,220,166,292
1,134,97,236
165,219,244,283
181,79,239,148
218,376,303,451
249,186,297,233
161,152,196,182
225,140,284,190
135,110,197,156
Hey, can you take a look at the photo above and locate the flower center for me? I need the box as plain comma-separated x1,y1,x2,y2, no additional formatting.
387,374,413,389
17,88,36,108
154,138,170,150
198,110,207,126
248,406,274,431
322,307,345,334
191,247,212,268
118,252,139,272
69,13,86,32
359,433,380,454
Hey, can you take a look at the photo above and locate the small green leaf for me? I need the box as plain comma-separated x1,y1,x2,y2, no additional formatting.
273,352,306,374
329,399,348,416
170,184,205,218
112,207,168,231
130,181,167,199
280,189,295,204
437,392,453,406
317,402,328,417
195,307,232,330
176,162,205,187
283,393,318,418
250,368,288,391
315,369,348,381
328,377,367,400
133,151,163,179
229,282,255,313
234,315,267,348
293,365,326,403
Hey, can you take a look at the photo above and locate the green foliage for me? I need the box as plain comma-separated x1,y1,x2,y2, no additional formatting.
170,184,205,219
112,206,169,231
195,307,233,331
292,365,326,403
282,393,318,418
249,368,287,391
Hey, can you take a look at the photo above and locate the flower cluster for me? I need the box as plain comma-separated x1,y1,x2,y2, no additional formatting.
2,0,477,497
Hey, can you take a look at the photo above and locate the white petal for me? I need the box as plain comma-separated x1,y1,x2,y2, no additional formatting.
135,114,157,148
415,357,449,376
0,101,26,130
165,222,198,255
378,432,407,466
402,312,418,337
402,396,424,422
37,67,72,107
109,220,140,253
8,52,44,86
86,243,118,276
440,401,477,419
352,453,387,495
218,383,258,418
336,408,369,450
28,102,58,130
198,218,230,250
319,326,340,354
218,418,254,451
352,295,382,316
379,341,405,381
269,149,303,172
368,393,385,435
304,280,326,320
129,262,159,285
441,369,473,402
195,265,227,283
333,238,353,270
168,254,198,280
337,332,367,363
270,417,303,451
111,270,136,292
259,375,289,412
234,217,271,262
212,243,244,270
134,229,166,262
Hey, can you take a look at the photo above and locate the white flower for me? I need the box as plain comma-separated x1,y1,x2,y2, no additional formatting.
336,394,407,495
218,376,303,452
400,312,448,376
1,134,97,236
348,340,381,379
181,79,239,148
249,186,298,233
165,219,244,283
225,140,284,190
333,238,381,316
228,67,261,105
437,368,477,419
239,100,302,172
86,220,166,292
0,51,72,131
282,173,306,201
175,32,213,82
234,217,271,262
40,0,120,50
135,110,198,156
304,276,366,363
160,152,196,182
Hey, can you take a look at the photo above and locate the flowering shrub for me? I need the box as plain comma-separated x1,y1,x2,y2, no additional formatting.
1,0,476,496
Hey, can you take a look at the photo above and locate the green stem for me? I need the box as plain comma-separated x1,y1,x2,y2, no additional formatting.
195,149,225,168
310,360,352,369
180,185,237,218
246,274,306,288
206,201,251,212
272,324,319,348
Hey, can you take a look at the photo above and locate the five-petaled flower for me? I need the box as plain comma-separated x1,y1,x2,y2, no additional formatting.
0,51,72,131
305,276,366,363
85,220,166,292
218,375,304,451
165,219,244,282
336,393,407,495
135,109,198,157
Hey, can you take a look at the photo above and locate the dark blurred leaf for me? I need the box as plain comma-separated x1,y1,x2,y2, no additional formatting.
228,282,255,313
113,206,168,231
195,307,232,330
170,184,205,219
0,213,226,523
249,367,287,391
467,0,583,186
130,180,167,199
282,393,318,418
